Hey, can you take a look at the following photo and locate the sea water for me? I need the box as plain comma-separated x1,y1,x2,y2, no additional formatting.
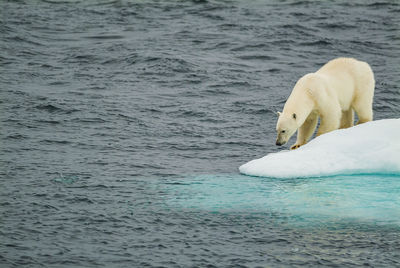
1,0,400,267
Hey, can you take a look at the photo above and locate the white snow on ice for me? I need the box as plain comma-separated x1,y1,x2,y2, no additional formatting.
239,118,400,178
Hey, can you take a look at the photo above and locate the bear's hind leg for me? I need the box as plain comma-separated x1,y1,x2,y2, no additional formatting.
353,78,374,124
291,112,318,150
353,96,373,124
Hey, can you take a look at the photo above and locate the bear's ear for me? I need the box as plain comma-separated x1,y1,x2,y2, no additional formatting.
292,113,296,119
277,111,282,117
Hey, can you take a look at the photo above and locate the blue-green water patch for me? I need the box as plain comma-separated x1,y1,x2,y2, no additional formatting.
164,174,400,227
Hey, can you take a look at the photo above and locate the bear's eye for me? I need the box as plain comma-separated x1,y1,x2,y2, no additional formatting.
281,130,286,133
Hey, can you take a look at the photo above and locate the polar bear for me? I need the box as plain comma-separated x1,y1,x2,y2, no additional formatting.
275,57,375,150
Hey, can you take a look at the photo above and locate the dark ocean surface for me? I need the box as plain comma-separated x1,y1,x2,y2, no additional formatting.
1,0,400,267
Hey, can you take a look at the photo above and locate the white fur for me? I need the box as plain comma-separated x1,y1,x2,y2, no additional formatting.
276,57,375,149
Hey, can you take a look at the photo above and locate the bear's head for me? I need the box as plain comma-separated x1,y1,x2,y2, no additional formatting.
275,112,297,146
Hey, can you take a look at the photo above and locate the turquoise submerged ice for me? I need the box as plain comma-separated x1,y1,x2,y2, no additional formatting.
166,174,400,226
239,119,400,178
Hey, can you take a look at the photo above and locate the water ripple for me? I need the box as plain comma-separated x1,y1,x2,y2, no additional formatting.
1,0,399,267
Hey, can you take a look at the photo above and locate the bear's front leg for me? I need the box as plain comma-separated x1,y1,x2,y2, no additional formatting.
316,105,341,136
291,112,319,150
317,116,340,136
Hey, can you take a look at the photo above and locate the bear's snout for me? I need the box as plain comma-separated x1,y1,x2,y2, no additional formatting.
276,140,283,146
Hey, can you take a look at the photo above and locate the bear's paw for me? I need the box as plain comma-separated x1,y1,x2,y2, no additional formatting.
290,144,301,150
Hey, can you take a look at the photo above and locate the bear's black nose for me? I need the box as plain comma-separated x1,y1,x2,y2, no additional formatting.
276,141,282,146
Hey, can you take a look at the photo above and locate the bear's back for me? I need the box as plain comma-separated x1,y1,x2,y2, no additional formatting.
317,58,373,81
